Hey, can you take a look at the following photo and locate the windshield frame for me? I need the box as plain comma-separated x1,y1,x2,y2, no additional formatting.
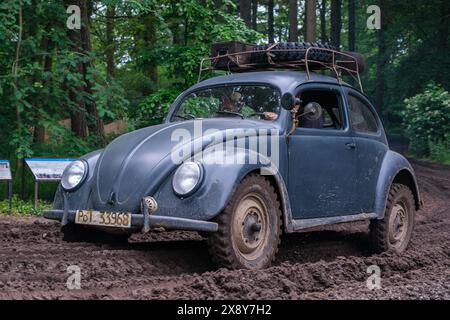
168,82,283,123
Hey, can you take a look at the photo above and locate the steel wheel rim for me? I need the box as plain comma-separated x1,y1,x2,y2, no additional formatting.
388,202,408,247
232,192,270,261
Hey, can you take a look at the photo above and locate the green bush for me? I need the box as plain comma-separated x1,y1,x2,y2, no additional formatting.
132,87,181,128
428,138,450,164
0,195,51,216
403,83,450,160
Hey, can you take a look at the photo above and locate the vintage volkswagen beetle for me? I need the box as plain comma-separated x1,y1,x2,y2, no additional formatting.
44,70,421,270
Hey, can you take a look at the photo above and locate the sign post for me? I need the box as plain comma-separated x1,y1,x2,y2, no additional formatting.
25,158,75,209
0,160,13,210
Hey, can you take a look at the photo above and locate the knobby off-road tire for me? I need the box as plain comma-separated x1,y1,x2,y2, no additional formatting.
207,174,282,270
250,42,337,64
61,223,129,244
369,183,415,254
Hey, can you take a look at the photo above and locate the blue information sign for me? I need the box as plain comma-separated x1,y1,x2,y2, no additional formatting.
25,158,76,181
0,160,12,180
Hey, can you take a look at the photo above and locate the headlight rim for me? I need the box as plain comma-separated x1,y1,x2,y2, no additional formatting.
172,160,204,197
61,159,88,192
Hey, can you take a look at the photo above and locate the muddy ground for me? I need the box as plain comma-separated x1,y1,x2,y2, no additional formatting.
0,160,448,300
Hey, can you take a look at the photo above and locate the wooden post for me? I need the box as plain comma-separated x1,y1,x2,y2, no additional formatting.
21,158,25,199
8,181,12,210
34,180,39,209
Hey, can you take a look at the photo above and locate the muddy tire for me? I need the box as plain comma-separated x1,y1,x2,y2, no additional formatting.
61,223,129,244
369,183,415,254
207,174,282,269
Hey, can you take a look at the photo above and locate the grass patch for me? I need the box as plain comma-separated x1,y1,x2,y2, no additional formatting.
0,195,51,216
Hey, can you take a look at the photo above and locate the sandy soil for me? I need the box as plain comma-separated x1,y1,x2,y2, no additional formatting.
0,160,448,300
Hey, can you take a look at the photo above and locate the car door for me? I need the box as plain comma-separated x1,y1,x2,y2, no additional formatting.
344,88,388,213
287,84,360,219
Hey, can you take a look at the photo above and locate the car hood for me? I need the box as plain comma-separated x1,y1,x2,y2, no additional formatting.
91,118,279,211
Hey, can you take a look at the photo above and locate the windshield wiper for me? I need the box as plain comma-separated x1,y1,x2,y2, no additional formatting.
216,110,244,119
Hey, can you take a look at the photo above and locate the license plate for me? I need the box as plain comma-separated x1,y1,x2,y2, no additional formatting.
75,210,131,228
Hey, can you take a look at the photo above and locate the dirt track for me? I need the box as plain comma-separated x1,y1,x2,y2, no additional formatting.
0,160,448,300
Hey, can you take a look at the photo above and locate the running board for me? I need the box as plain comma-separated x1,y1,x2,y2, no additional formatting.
291,212,378,231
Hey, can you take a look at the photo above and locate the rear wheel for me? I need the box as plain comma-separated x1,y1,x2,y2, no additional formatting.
369,183,415,253
207,174,282,269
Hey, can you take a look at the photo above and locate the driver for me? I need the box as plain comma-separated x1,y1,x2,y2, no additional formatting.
220,92,243,113
220,92,278,121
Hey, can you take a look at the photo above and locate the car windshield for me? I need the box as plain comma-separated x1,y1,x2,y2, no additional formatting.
171,85,281,121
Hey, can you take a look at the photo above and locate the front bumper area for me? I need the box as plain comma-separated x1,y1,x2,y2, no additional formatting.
43,209,218,233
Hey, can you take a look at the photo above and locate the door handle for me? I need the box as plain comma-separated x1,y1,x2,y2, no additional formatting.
345,142,356,150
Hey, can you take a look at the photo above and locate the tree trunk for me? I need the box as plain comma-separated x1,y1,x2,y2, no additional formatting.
288,0,298,42
169,1,182,45
348,0,355,51
240,0,252,28
214,0,224,22
252,0,258,31
347,0,356,85
34,34,53,143
320,0,327,43
305,0,316,42
376,0,387,115
105,4,115,77
80,0,105,145
330,0,341,49
33,2,49,144
141,13,158,95
267,0,274,43
436,0,449,84
66,0,88,139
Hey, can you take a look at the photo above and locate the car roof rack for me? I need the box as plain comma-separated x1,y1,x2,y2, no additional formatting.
198,43,364,92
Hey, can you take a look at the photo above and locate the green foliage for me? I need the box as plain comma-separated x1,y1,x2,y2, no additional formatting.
428,140,450,164
133,87,181,127
129,0,261,128
161,8,262,87
0,195,51,216
403,83,450,159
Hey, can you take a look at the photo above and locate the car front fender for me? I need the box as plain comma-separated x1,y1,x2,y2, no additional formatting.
52,149,103,210
152,145,292,227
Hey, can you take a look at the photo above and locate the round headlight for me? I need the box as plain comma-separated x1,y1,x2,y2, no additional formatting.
61,160,88,191
172,161,203,196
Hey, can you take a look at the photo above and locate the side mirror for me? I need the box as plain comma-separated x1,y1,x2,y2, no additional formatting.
281,92,300,110
304,102,323,121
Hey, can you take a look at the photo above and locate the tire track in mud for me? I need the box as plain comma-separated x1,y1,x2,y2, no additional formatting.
0,160,449,299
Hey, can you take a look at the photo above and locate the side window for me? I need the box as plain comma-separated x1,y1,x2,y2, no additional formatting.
297,89,344,130
347,94,378,133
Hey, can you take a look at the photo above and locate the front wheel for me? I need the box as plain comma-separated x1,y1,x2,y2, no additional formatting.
207,174,282,269
369,183,415,253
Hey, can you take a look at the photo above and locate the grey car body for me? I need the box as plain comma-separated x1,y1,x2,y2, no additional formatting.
44,71,421,235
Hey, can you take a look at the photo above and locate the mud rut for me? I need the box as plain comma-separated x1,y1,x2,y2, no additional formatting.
0,160,448,299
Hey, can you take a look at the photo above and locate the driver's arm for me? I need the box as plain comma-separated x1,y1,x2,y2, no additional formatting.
263,112,278,120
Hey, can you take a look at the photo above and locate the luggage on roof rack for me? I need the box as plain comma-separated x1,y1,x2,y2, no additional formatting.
201,41,365,92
